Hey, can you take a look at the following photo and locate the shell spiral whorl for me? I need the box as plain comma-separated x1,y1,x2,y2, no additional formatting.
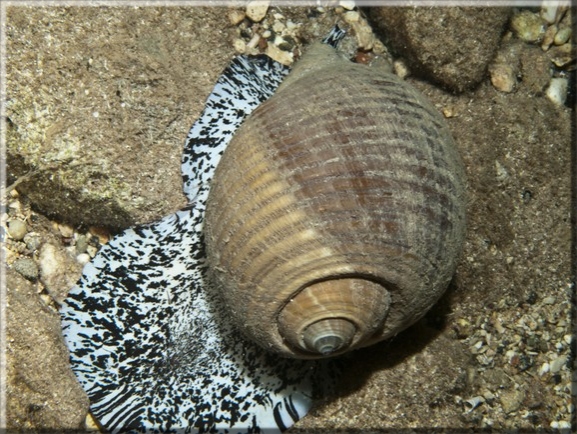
205,42,466,359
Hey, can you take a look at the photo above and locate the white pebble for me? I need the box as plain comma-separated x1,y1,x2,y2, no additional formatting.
541,3,559,24
550,420,571,430
546,77,568,106
76,253,91,265
266,44,293,66
539,362,550,375
246,0,269,23
272,21,285,33
554,27,571,45
339,0,356,10
7,219,28,241
246,34,260,50
549,355,567,373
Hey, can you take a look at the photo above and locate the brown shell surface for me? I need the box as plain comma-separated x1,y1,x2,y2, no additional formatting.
204,44,466,359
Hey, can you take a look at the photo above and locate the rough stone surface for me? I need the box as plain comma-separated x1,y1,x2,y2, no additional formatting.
4,5,573,432
38,242,83,304
368,7,512,92
6,7,238,228
12,257,39,281
5,268,89,431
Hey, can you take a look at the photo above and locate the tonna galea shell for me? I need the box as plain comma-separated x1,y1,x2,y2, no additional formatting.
204,41,467,359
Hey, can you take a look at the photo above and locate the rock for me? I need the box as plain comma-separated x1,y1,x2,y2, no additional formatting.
38,242,83,304
57,222,74,238
541,24,558,51
24,232,42,251
511,10,546,43
368,7,512,92
5,268,89,430
6,8,238,228
499,389,525,414
265,43,293,66
246,0,269,23
490,64,517,93
12,257,39,281
489,41,522,93
76,253,91,265
540,3,560,24
7,219,27,240
546,77,568,106
549,355,568,373
339,0,356,10
228,9,246,26
75,234,88,254
553,27,571,46
481,367,512,390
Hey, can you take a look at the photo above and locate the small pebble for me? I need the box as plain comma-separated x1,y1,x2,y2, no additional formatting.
393,59,409,79
228,9,246,26
13,257,39,281
272,21,285,33
540,3,559,24
541,24,558,50
483,391,495,401
499,389,524,414
546,77,568,106
76,253,91,265
539,362,550,375
343,11,360,23
266,43,293,66
75,235,88,254
286,20,298,31
23,233,42,251
550,355,567,373
246,0,269,23
7,220,28,241
554,27,571,45
490,63,517,93
58,222,75,238
511,10,546,43
233,38,246,54
339,0,356,10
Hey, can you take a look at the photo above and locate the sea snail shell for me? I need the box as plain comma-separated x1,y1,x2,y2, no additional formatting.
205,41,466,359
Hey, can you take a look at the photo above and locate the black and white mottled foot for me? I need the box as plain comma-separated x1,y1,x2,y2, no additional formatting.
61,25,345,434
181,55,290,203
